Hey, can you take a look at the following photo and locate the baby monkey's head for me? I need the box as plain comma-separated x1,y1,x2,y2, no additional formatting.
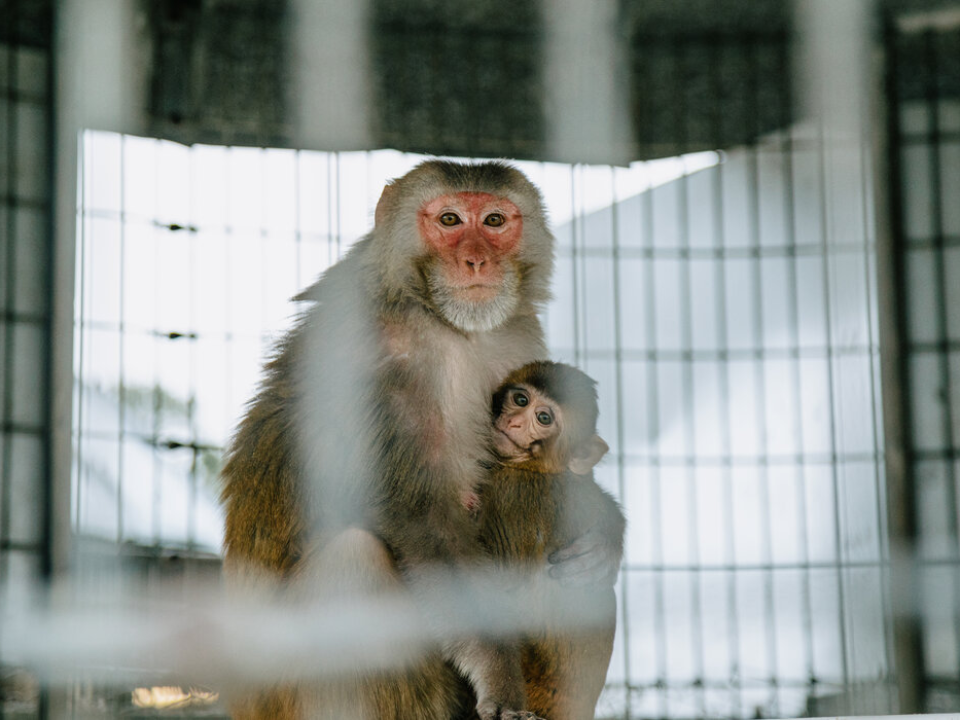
491,361,608,475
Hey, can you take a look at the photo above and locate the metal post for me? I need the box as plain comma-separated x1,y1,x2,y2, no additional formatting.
872,11,926,715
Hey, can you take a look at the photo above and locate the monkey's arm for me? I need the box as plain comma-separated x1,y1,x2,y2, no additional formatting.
547,479,625,587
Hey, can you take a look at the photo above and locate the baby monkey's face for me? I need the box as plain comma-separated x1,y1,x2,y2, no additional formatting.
492,383,563,465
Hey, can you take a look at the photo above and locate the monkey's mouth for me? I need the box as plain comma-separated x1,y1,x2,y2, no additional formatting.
495,428,529,459
456,283,500,302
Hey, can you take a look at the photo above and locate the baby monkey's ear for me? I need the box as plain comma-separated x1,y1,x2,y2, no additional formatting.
569,434,610,475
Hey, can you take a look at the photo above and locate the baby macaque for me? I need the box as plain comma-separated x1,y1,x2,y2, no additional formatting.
475,361,625,720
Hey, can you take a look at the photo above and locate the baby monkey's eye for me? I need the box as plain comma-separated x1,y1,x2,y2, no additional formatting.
439,212,461,226
513,391,528,407
536,410,553,426
484,213,505,227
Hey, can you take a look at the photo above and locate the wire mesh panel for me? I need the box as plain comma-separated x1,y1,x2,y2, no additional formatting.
72,135,379,553
0,0,54,717
889,18,960,712
70,126,893,719
558,126,891,717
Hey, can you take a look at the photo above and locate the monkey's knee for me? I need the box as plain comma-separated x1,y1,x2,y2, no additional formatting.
327,527,393,566
300,527,400,597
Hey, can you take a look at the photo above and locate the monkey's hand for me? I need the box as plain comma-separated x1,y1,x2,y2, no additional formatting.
476,701,544,720
548,523,623,586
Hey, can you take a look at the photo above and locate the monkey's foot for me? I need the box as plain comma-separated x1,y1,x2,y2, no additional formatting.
477,703,545,720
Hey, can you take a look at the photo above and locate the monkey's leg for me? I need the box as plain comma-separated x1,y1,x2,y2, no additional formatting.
522,586,616,720
221,557,302,720
225,530,470,720
229,687,302,720
296,528,473,720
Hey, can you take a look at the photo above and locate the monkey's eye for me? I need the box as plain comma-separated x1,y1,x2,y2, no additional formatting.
513,391,528,407
439,212,461,226
484,213,505,227
536,410,553,426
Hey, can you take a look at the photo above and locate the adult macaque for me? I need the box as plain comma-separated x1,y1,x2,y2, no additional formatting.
220,161,623,719
476,361,624,720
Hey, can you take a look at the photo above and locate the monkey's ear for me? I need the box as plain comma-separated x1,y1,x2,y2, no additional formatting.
569,435,609,475
375,181,399,227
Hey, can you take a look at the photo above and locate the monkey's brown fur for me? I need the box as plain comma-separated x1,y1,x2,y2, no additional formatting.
479,471,620,720
221,162,624,720
478,362,624,720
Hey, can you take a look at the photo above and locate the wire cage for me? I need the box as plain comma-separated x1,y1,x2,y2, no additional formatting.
2,1,960,719
1,1,56,714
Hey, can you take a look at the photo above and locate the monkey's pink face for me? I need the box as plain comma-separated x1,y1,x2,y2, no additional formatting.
493,384,561,464
417,192,523,301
